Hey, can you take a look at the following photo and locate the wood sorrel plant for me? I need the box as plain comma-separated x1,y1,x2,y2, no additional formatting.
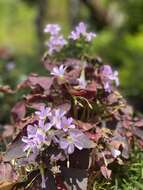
0,22,143,190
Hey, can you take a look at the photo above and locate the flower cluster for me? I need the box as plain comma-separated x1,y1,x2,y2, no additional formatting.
44,22,96,55
69,22,96,41
44,24,67,55
22,106,94,155
100,65,119,92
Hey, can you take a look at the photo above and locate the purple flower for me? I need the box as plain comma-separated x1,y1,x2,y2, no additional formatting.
69,22,96,42
44,24,61,35
44,122,53,131
47,35,67,55
35,106,51,120
36,128,46,145
69,31,79,40
26,124,37,138
61,116,75,132
59,129,95,154
22,125,38,152
100,65,119,92
22,123,51,152
51,65,66,78
85,32,96,42
38,118,52,132
48,108,66,129
76,22,87,35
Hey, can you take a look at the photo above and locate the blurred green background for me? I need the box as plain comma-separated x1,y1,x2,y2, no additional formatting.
0,0,143,123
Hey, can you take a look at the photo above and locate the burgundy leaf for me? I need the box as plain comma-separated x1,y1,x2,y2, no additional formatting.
28,75,54,91
17,74,54,94
0,163,18,182
11,101,26,122
3,138,26,162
